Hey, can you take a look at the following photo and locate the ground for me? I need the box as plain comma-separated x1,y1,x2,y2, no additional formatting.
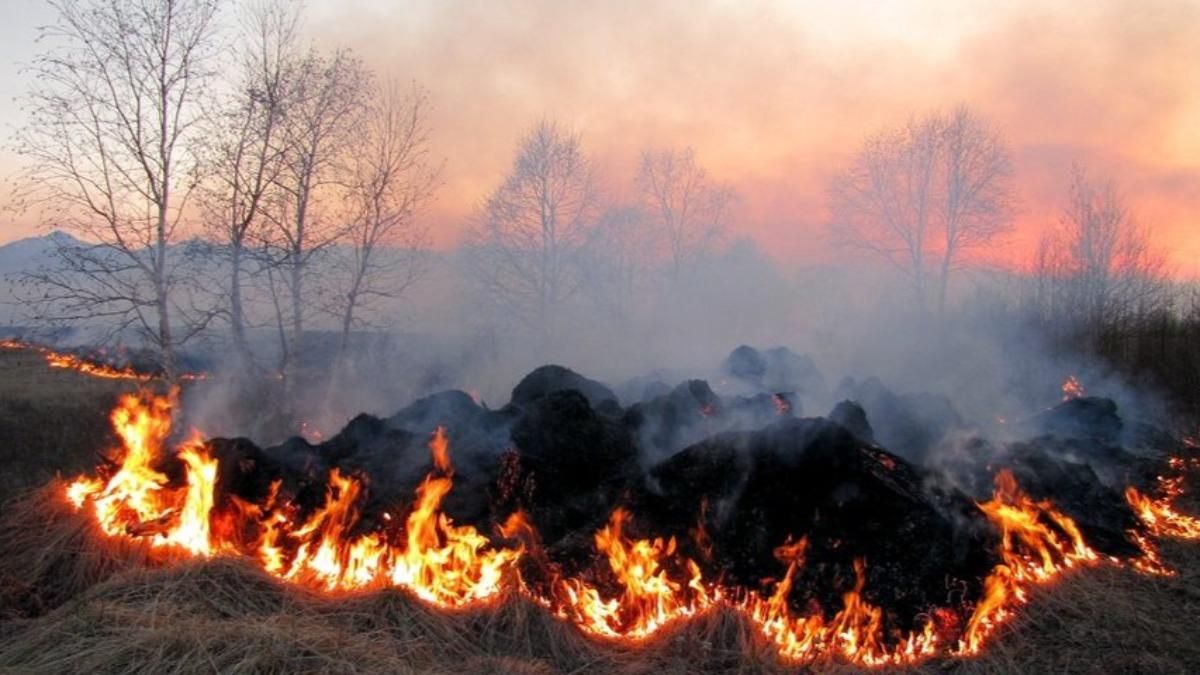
0,349,1197,674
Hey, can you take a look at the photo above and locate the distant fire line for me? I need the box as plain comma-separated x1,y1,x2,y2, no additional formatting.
1,339,206,381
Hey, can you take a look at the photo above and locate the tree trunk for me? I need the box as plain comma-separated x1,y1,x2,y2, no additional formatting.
157,196,176,383
230,242,248,359
937,247,953,322
286,251,303,405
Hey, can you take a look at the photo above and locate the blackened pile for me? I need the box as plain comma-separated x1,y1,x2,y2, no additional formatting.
197,347,1176,629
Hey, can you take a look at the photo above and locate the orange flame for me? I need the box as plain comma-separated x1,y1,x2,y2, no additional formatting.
958,469,1098,654
1,339,206,381
68,404,519,607
66,391,219,556
554,508,712,639
1126,459,1200,541
740,540,940,666
61,391,1198,666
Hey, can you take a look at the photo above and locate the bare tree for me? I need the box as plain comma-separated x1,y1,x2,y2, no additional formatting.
13,0,221,380
935,107,1015,315
636,147,733,277
828,117,939,310
197,0,299,363
329,81,438,359
1033,166,1169,332
263,47,370,390
464,120,598,345
829,106,1013,316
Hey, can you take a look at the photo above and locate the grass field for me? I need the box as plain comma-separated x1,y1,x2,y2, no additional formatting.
1,349,1198,674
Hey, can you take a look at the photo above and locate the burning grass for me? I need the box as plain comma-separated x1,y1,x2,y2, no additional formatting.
2,514,1199,674
2,353,1200,672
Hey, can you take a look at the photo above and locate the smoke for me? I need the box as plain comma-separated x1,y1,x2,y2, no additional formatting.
293,0,1200,272
173,221,1173,485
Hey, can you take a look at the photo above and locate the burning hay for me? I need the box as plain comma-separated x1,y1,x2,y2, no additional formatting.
2,352,1199,672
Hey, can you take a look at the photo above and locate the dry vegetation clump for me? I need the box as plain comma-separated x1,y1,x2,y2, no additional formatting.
0,596,411,674
0,484,156,619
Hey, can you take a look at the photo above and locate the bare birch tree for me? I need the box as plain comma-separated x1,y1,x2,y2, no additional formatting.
464,120,598,345
935,107,1014,315
264,47,369,390
636,147,733,277
198,0,299,363
13,0,221,380
829,106,1013,316
329,81,438,359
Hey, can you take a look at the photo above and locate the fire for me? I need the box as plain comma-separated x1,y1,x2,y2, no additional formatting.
386,427,520,605
66,391,219,556
958,469,1098,654
60,391,1199,667
67,396,519,607
1126,458,1200,540
554,508,712,639
742,539,939,666
1,339,206,381
1061,375,1085,401
46,351,153,381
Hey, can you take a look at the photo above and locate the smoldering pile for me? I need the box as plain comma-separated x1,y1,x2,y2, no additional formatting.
190,344,1175,631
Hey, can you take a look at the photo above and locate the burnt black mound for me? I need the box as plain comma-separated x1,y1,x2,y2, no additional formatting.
183,346,1179,630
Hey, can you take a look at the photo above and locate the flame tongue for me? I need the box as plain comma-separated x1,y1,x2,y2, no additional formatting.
958,469,1099,654
67,397,519,605
1126,458,1200,540
554,507,712,639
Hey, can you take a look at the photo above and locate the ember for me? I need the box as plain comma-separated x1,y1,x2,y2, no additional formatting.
1061,375,1085,401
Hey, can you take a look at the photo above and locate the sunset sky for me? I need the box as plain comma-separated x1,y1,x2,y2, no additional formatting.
1,0,1197,276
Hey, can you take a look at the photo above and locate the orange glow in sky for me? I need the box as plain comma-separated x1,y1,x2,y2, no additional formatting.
1,0,1197,276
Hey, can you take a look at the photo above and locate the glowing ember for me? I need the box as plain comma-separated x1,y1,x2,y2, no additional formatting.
298,420,326,443
772,393,791,415
1061,375,1085,401
61,391,1198,667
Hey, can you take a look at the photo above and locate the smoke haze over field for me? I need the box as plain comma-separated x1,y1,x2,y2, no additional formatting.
0,0,1194,449
1,0,1199,275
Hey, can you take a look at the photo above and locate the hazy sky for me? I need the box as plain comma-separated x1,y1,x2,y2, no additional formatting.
1,0,1198,275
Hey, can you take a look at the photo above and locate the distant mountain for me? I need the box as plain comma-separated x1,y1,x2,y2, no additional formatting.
0,231,87,276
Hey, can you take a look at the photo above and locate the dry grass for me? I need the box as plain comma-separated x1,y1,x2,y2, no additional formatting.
3,486,1197,674
0,348,131,503
0,486,155,619
1,348,1199,673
